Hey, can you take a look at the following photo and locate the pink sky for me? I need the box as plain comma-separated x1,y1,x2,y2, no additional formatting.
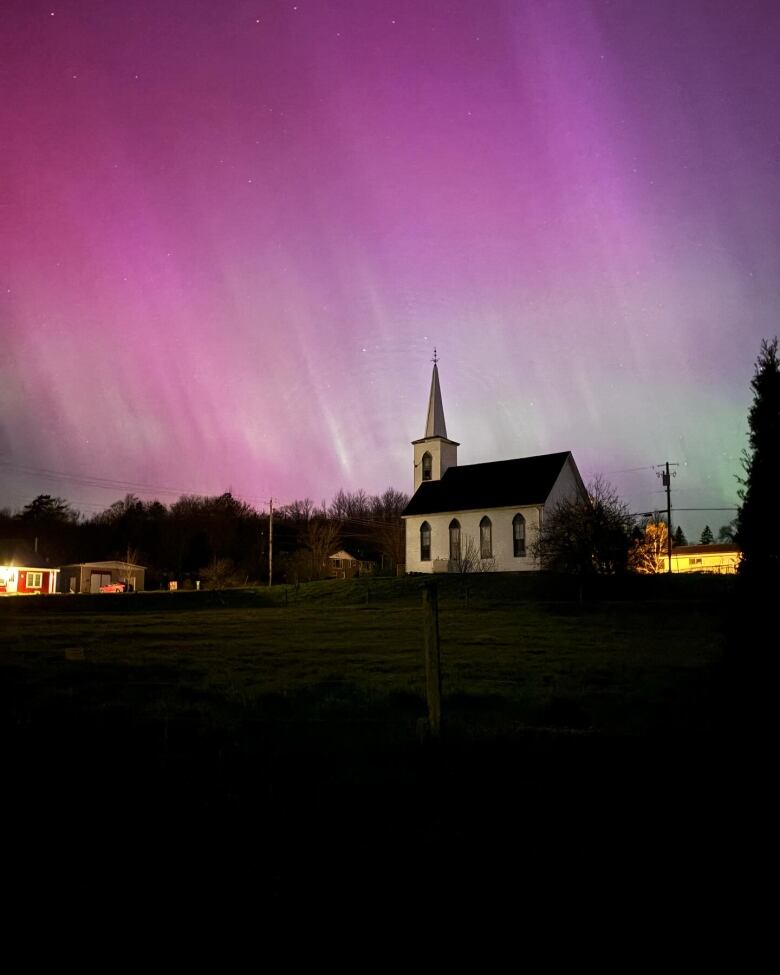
2,1,778,538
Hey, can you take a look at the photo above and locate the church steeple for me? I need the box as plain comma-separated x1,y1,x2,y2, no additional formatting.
412,351,459,492
425,355,448,439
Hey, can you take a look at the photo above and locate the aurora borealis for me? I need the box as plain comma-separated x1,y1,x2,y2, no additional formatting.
2,1,777,535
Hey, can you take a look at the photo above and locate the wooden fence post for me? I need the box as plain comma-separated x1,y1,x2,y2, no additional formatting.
423,582,442,738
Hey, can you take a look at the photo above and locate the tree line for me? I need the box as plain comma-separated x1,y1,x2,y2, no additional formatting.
0,487,409,588
3,337,776,587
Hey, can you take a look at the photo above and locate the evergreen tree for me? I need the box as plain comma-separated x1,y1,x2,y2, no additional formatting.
700,525,714,545
673,525,687,547
717,518,737,543
738,337,780,579
18,494,77,523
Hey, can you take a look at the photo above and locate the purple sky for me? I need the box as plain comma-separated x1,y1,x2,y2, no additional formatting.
2,1,778,537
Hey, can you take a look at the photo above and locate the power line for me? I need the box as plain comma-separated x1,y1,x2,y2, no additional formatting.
672,507,739,512
590,465,657,476
0,458,277,510
0,459,203,496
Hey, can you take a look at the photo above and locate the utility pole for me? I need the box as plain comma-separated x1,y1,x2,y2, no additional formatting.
656,462,678,573
268,497,274,587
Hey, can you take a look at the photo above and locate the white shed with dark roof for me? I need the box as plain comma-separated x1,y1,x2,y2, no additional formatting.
402,362,587,573
58,561,146,593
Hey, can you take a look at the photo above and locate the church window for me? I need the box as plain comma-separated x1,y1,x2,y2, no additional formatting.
420,522,431,562
513,514,526,557
449,519,461,562
479,516,492,559
422,452,433,481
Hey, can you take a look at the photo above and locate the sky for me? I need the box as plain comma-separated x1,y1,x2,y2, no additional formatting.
1,0,778,539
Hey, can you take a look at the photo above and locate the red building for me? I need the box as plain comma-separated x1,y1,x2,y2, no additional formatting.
0,560,60,594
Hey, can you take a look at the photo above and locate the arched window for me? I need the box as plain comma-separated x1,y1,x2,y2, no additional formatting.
513,513,526,557
420,521,431,562
449,519,461,562
479,516,492,559
422,452,433,481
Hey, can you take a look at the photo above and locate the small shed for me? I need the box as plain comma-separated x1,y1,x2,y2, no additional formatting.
327,550,376,579
59,561,146,594
0,559,59,594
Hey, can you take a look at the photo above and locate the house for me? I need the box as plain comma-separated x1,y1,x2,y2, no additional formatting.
327,550,376,579
0,541,60,594
662,544,741,575
401,359,587,573
58,560,146,593
0,558,59,594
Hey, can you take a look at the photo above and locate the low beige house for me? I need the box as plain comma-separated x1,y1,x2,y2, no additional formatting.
327,550,375,579
662,544,741,574
59,560,146,593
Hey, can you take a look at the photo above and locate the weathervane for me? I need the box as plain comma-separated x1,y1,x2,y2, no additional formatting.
432,347,439,365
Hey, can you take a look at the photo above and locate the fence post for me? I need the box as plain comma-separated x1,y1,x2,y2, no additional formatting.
423,582,442,738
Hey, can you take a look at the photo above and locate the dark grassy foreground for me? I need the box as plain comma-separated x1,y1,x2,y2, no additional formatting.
1,573,735,893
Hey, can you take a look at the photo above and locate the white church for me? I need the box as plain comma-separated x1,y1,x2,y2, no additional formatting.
402,358,588,573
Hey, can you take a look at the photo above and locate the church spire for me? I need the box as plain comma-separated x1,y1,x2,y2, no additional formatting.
412,350,458,491
424,350,447,439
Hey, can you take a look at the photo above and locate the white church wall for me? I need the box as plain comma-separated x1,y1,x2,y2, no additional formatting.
545,455,588,512
404,505,542,573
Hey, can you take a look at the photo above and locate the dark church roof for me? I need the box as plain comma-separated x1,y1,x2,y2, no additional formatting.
403,451,574,517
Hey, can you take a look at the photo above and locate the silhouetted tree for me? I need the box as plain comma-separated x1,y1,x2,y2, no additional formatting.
717,518,737,543
282,498,315,522
18,494,77,524
700,525,714,545
200,557,241,589
301,517,342,580
673,525,687,547
533,476,634,576
630,519,668,574
451,534,496,573
14,494,79,563
737,338,780,580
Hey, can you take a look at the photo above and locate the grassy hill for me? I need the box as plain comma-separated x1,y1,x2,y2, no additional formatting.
1,573,732,886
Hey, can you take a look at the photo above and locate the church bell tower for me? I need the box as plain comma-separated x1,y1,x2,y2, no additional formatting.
412,351,459,492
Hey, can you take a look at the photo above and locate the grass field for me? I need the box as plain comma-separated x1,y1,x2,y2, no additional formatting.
1,573,733,885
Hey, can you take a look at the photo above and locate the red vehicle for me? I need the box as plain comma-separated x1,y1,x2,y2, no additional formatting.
99,582,126,593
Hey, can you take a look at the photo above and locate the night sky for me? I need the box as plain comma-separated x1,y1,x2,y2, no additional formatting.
2,1,777,536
